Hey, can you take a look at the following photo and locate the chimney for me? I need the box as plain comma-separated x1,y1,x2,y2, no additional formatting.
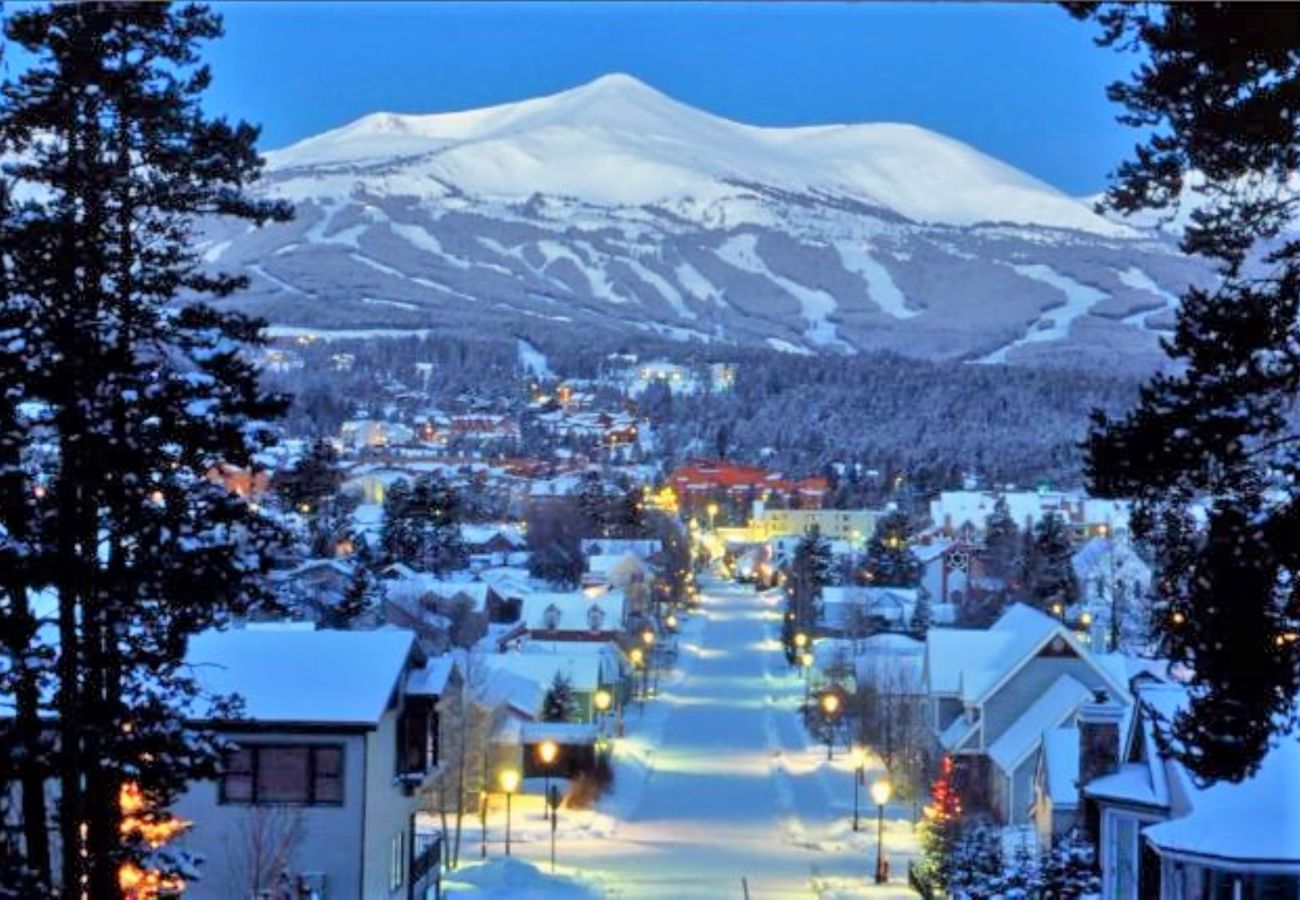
1077,689,1124,787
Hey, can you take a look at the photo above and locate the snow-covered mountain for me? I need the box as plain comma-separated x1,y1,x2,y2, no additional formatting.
204,73,1206,368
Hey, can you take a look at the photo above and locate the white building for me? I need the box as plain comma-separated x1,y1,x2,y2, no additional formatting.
173,628,450,900
1084,682,1300,898
929,490,1131,541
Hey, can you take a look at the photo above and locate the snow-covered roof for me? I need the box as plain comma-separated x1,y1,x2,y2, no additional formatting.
1086,762,1161,808
939,714,979,753
1041,726,1081,807
478,667,546,718
586,552,651,578
520,721,599,745
1132,686,1300,866
407,654,456,696
519,590,625,634
462,524,526,548
186,627,417,727
924,603,1114,704
484,650,604,694
988,674,1092,774
580,538,662,560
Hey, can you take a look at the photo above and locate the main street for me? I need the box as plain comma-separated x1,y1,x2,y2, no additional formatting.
505,577,918,899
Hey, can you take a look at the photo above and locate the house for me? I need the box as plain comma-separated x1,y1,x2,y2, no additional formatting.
273,558,357,617
1070,536,1153,650
461,524,527,564
482,647,617,724
913,536,977,607
580,538,663,562
929,490,1131,542
750,506,884,544
923,603,1131,825
518,590,628,642
584,552,654,592
1082,681,1300,899
821,586,921,634
173,627,451,900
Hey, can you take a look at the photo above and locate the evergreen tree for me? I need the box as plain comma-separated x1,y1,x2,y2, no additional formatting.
576,471,610,537
275,437,342,514
329,565,382,629
947,824,1005,899
862,511,921,587
982,495,1022,586
0,4,291,893
381,475,466,575
527,496,586,588
1072,3,1300,781
909,592,933,637
380,478,418,564
408,474,466,576
308,493,358,559
915,755,963,893
607,486,647,538
1039,829,1101,899
542,672,578,722
789,524,833,629
1021,513,1079,612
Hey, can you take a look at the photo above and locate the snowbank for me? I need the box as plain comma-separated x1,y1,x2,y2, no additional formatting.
442,858,600,899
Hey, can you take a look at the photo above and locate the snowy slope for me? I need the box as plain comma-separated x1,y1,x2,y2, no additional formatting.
268,73,1125,236
206,73,1207,369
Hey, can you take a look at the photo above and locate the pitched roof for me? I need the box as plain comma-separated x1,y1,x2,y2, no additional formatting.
988,674,1092,774
1131,685,1300,866
186,627,417,727
1041,726,1081,807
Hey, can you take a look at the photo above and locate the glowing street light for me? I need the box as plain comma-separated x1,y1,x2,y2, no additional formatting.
871,777,894,883
593,688,613,734
850,747,867,832
819,691,842,760
801,650,814,702
499,769,520,855
706,501,719,530
536,741,559,825
794,632,809,650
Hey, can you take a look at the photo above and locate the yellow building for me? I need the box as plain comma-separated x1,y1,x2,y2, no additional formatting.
750,507,884,546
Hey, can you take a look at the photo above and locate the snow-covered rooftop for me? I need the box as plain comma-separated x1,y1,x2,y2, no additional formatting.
186,627,417,727
987,673,1092,775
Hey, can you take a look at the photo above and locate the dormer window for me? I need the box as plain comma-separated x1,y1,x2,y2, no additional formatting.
543,603,562,631
587,604,606,632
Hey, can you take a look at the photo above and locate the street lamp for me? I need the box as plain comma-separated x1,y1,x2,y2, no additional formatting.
800,650,814,702
870,777,893,884
850,747,867,832
819,691,842,760
641,628,656,697
499,769,520,856
665,612,678,631
707,501,719,530
629,646,646,708
536,740,559,825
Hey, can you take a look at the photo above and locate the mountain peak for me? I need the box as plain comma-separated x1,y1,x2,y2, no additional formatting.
568,72,663,96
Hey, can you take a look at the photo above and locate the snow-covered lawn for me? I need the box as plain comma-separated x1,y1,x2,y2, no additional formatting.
474,579,919,898
443,858,599,898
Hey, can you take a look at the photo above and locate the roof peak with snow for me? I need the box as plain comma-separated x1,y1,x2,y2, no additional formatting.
262,73,1129,236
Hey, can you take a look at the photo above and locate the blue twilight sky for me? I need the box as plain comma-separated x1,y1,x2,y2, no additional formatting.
200,2,1137,196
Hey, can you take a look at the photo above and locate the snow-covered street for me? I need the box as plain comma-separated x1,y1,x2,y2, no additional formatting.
484,578,918,898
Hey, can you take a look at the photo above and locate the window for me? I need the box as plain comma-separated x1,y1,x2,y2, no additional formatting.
219,744,345,806
396,700,435,776
390,829,406,891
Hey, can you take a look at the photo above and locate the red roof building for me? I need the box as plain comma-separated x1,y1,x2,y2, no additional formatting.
666,460,829,519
